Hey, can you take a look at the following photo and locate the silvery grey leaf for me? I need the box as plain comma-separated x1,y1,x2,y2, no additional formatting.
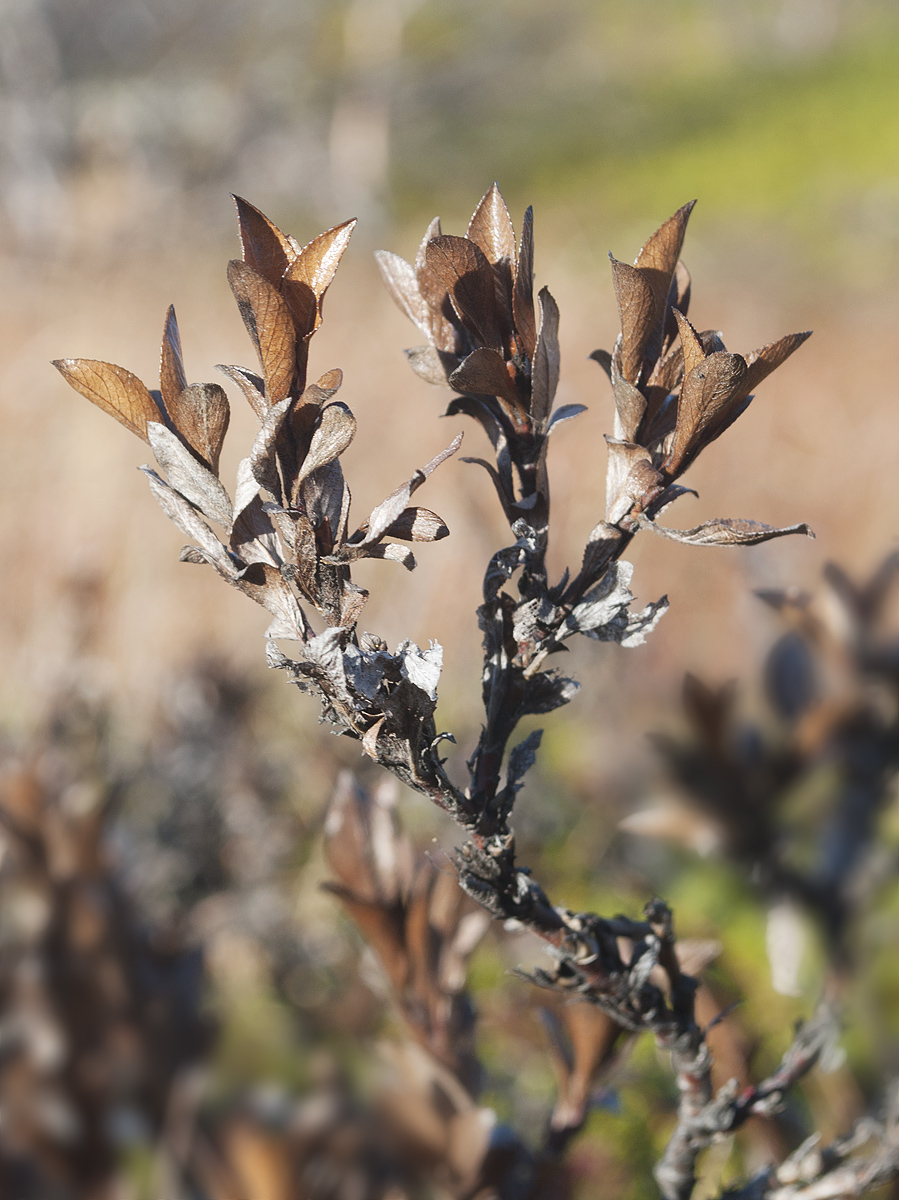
249,396,293,501
404,344,455,386
399,640,443,701
296,401,356,487
343,643,393,701
604,439,653,523
216,363,267,421
232,455,259,523
563,561,636,640
141,466,235,577
375,250,429,335
297,627,352,704
610,348,648,443
147,421,233,528
230,493,282,567
620,596,669,647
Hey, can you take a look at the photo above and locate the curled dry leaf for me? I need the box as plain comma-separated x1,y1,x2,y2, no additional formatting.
641,516,815,546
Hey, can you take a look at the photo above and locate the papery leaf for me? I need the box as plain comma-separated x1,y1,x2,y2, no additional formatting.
147,422,233,528
604,438,654,523
610,258,654,384
672,308,705,377
375,250,429,333
400,640,443,700
227,260,296,402
300,458,345,554
404,344,455,386
141,466,235,575
467,182,516,267
362,433,463,544
382,506,449,542
363,542,417,570
216,363,267,421
159,305,188,415
287,218,356,300
743,330,812,395
230,492,282,567
169,382,230,475
248,396,293,502
621,596,668,647
414,217,459,353
296,401,356,489
233,194,294,288
634,200,696,362
513,205,537,361
282,219,356,339
425,235,501,350
665,351,748,473
53,359,166,442
610,344,647,442
233,560,310,640
449,347,522,408
531,287,560,429
640,516,815,546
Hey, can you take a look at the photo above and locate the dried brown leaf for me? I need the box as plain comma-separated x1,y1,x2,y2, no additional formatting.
449,347,522,408
610,343,648,442
425,235,501,350
634,201,696,361
53,359,166,442
227,260,296,403
467,182,516,266
159,305,188,415
513,205,537,360
172,382,230,475
233,194,294,288
641,515,814,546
666,351,748,473
672,308,706,377
743,330,812,395
610,258,655,384
287,218,356,300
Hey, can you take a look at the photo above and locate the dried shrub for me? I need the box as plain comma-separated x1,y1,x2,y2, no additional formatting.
51,185,899,1200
